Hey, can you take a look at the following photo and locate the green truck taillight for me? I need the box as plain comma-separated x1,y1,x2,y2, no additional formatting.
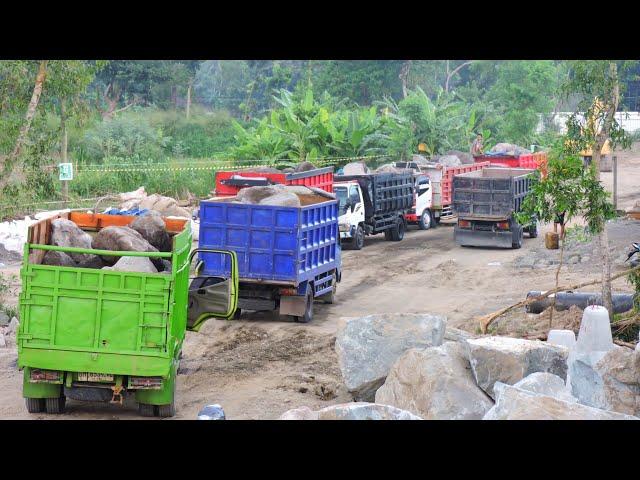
30,369,63,384
129,377,163,390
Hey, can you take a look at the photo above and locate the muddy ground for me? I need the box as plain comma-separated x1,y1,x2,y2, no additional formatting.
0,147,638,419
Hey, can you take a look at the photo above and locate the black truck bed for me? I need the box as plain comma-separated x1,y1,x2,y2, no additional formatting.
335,171,414,219
452,167,534,220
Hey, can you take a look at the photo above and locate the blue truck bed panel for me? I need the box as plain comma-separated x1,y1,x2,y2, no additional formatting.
199,199,339,284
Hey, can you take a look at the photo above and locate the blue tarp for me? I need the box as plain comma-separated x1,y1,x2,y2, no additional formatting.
102,208,150,216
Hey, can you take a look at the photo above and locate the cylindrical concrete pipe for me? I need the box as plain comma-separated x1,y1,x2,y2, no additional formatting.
525,291,635,314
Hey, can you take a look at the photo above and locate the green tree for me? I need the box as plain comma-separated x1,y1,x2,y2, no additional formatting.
487,61,558,144
560,60,632,317
378,87,478,159
313,60,405,106
517,147,616,327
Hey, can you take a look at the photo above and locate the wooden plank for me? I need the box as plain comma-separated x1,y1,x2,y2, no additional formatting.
69,212,188,234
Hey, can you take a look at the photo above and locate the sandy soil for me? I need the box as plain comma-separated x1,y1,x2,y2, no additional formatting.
0,148,638,420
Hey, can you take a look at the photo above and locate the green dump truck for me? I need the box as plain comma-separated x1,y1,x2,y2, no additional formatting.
17,212,238,417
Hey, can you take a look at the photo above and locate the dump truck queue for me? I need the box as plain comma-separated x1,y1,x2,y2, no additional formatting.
12,148,551,417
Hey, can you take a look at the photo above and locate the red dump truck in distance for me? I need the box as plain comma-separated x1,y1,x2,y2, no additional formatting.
473,152,548,177
395,161,490,228
214,167,334,197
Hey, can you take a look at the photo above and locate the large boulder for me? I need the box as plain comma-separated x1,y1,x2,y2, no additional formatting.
466,336,569,399
50,218,94,264
569,346,640,416
92,226,159,266
129,213,172,252
436,155,461,167
342,161,370,175
41,250,76,267
335,313,446,401
483,382,638,420
138,193,192,218
375,342,493,420
294,161,317,172
444,150,474,164
279,403,422,420
235,185,301,207
490,143,531,156
102,256,158,274
510,372,576,402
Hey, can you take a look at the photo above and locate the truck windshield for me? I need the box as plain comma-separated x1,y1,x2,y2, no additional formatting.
335,187,349,214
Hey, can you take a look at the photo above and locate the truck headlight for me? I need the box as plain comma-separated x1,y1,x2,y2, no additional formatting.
339,223,351,232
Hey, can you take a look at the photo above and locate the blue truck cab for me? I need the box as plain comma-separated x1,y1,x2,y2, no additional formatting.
197,193,341,323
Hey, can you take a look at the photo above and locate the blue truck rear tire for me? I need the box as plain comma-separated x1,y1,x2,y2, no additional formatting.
294,288,314,323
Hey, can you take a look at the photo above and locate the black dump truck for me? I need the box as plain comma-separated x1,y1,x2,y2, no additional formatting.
452,167,537,249
334,171,414,249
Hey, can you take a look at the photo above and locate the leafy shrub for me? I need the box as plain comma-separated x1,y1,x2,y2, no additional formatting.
77,113,170,163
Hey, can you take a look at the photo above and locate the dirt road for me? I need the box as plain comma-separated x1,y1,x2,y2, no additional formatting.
0,148,638,420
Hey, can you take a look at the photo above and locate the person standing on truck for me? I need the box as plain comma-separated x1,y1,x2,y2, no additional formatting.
471,133,484,156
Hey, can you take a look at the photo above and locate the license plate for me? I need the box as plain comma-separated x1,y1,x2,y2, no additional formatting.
77,372,114,382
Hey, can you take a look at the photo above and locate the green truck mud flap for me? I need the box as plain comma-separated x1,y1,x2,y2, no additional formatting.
135,361,177,406
22,368,62,399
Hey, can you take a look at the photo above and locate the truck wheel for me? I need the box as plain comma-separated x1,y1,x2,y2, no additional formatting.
157,401,176,418
232,308,242,320
45,396,66,414
512,228,523,249
529,222,539,238
25,397,45,413
294,289,314,323
418,209,432,230
138,402,156,417
390,219,405,241
384,228,393,241
353,225,365,250
318,273,337,304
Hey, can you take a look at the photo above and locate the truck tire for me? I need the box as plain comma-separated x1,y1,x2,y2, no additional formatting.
232,308,242,320
418,209,433,230
45,396,66,414
512,228,523,249
25,397,45,413
390,219,405,241
157,368,177,418
529,222,539,238
384,228,393,241
318,273,337,304
294,288,314,324
353,225,365,250
138,402,156,417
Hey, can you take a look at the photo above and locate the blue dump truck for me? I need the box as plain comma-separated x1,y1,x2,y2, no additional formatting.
197,191,341,323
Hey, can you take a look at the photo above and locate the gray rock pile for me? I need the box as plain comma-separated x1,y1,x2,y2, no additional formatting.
342,161,370,175
294,309,639,420
137,193,193,218
490,143,531,156
279,402,422,420
483,380,636,420
335,313,446,401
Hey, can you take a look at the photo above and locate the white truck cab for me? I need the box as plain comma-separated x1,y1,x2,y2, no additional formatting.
335,181,366,249
406,174,436,230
